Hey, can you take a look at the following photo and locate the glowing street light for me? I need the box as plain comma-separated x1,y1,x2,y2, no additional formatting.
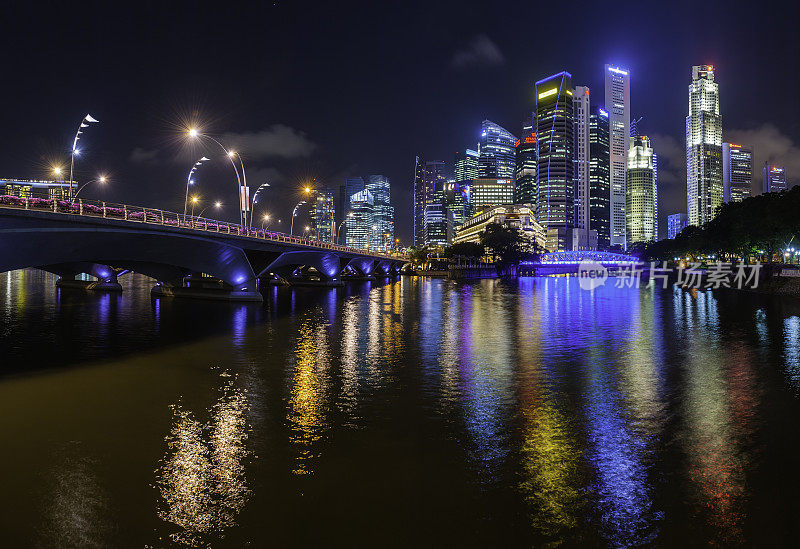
190,196,200,218
198,200,222,218
336,211,354,244
184,156,210,218
290,196,308,236
74,175,108,198
261,213,273,230
68,114,100,199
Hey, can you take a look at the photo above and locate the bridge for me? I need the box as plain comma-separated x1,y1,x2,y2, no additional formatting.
0,195,407,302
519,251,642,276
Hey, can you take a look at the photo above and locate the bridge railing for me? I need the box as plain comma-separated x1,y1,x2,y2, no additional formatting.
0,194,405,260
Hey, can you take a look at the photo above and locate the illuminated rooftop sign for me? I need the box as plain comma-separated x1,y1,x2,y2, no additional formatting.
537,88,557,99
607,66,628,75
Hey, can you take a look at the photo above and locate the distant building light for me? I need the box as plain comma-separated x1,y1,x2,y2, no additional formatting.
607,66,628,75
537,88,558,99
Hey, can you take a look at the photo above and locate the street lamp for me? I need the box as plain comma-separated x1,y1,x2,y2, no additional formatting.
186,128,246,226
74,175,108,198
184,156,210,218
251,181,271,227
336,212,353,244
261,213,273,230
290,194,309,236
68,114,100,199
190,196,200,218
198,200,222,218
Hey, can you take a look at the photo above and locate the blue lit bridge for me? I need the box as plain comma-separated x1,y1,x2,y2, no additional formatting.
520,251,643,276
0,196,407,302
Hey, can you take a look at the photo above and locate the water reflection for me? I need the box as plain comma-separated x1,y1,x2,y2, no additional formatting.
156,372,251,546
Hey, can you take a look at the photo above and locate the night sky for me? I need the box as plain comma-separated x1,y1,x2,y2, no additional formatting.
2,0,798,242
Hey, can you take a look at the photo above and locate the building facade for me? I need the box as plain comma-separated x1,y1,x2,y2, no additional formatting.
310,186,335,243
667,213,689,239
0,178,76,199
605,64,631,248
454,149,479,182
573,85,591,230
478,120,517,180
686,65,723,226
346,188,374,249
589,106,611,249
366,175,394,251
762,163,788,194
454,204,546,251
722,143,752,203
412,158,425,247
626,135,657,246
535,71,575,239
470,178,515,209
514,121,537,205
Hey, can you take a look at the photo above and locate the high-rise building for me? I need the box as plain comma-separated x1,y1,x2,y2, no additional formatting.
722,143,752,203
478,120,517,179
444,180,471,226
626,135,657,246
514,120,537,205
347,188,374,249
366,175,394,251
605,64,631,248
454,149,479,182
412,157,425,247
573,85,591,230
340,177,364,224
667,213,689,239
310,186,335,243
589,106,611,249
762,163,788,194
420,160,447,247
470,178,515,209
686,65,723,226
535,71,575,236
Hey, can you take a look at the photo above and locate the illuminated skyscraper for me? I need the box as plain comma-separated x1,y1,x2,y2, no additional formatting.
762,163,787,194
626,135,657,246
412,157,425,247
347,188,374,249
471,178,515,208
667,213,689,239
478,120,517,179
573,85,591,230
340,176,364,224
722,143,752,202
421,160,446,246
604,64,630,248
310,185,335,243
366,175,394,251
514,120,537,205
454,149,479,182
686,65,723,226
535,71,575,232
589,106,611,249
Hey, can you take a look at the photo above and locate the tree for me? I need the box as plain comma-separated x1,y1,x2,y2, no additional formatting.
444,241,484,261
479,223,525,277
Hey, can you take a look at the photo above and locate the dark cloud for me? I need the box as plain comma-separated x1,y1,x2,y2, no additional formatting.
727,124,800,192
221,125,316,160
129,147,160,164
649,133,685,238
451,35,505,69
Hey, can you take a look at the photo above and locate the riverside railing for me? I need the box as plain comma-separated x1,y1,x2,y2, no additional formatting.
0,195,404,260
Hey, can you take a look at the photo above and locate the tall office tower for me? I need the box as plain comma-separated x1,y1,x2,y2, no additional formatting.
515,120,537,204
412,157,425,247
626,135,657,246
722,143,752,203
762,163,788,194
311,186,336,242
604,64,630,248
478,120,517,179
686,65,723,226
535,71,575,233
470,178,515,209
347,188,375,249
444,180,470,225
573,86,591,230
454,149,479,182
420,160,447,246
366,175,394,251
667,213,689,239
340,176,365,225
589,106,611,249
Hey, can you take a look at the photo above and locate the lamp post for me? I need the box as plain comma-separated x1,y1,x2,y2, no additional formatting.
68,114,100,200
290,195,310,236
184,156,210,218
251,181,271,227
336,212,353,244
197,201,222,218
190,196,200,219
186,128,246,226
261,214,273,230
73,175,108,198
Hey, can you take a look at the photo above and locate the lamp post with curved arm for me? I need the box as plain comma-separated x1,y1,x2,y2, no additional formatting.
68,114,100,199
336,212,353,244
261,214,273,230
73,175,108,199
251,181,271,227
290,200,306,236
184,156,209,218
197,201,222,218
186,129,246,226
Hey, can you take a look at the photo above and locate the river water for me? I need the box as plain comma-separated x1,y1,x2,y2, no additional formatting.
1,269,800,547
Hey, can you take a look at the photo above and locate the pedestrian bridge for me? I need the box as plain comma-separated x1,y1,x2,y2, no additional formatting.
519,251,642,276
0,196,406,301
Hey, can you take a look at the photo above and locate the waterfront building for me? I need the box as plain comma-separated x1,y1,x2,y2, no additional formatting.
762,163,788,194
605,64,631,248
667,212,689,239
454,149,479,182
514,121,537,205
444,180,471,226
412,157,425,247
423,202,451,247
626,135,658,246
0,178,76,199
589,106,611,249
310,186,335,243
339,176,364,226
346,188,374,249
366,175,394,251
420,160,447,247
686,65,723,226
573,86,591,230
545,227,597,253
478,120,517,180
470,178,515,209
454,204,546,251
722,143,752,202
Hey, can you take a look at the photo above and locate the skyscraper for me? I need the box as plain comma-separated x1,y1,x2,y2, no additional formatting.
722,143,752,203
762,163,788,194
412,157,425,247
471,178,515,209
514,120,537,205
626,135,657,246
535,71,575,234
421,160,446,246
478,120,517,179
686,65,723,226
366,175,394,251
454,149,479,182
573,85,591,230
310,185,335,243
347,188,374,249
667,213,689,239
589,106,611,249
340,177,364,225
604,64,630,248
